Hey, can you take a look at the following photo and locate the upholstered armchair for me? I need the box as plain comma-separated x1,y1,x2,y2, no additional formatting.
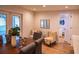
44,32,57,46
33,31,42,40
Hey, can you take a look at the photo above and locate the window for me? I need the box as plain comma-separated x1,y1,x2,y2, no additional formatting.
12,15,21,40
12,16,20,28
40,19,50,29
0,13,6,44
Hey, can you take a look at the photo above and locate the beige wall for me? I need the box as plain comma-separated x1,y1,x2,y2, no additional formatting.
22,11,34,37
34,10,79,44
34,11,60,32
34,10,79,34
71,11,79,35
1,7,79,42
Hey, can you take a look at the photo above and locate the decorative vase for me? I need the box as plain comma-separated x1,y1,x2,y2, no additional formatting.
11,36,16,47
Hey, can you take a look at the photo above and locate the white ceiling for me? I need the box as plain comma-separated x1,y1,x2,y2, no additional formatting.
20,5,79,11
0,5,79,11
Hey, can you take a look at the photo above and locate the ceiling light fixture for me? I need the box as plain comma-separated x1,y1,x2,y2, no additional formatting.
65,6,68,8
42,5,46,7
33,8,36,11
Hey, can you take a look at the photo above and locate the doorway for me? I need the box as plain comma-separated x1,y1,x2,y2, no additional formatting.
59,13,71,44
0,13,6,44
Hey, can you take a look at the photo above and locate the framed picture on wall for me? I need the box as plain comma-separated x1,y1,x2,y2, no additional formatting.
40,19,50,29
60,16,65,25
60,19,65,25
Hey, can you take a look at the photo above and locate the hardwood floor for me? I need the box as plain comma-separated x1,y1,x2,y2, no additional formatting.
0,38,34,54
42,42,74,54
0,43,20,54
0,39,74,54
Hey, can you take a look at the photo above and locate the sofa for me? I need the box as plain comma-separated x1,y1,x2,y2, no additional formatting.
19,42,36,54
35,37,44,54
19,37,43,54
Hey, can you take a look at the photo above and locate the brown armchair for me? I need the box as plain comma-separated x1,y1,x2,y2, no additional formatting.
33,31,42,40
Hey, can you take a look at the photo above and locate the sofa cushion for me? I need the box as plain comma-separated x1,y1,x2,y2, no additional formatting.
19,42,36,54
35,38,44,54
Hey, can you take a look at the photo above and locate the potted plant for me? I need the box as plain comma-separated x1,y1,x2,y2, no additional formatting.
8,27,20,47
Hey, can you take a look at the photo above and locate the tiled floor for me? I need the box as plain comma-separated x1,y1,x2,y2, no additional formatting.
42,42,74,54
